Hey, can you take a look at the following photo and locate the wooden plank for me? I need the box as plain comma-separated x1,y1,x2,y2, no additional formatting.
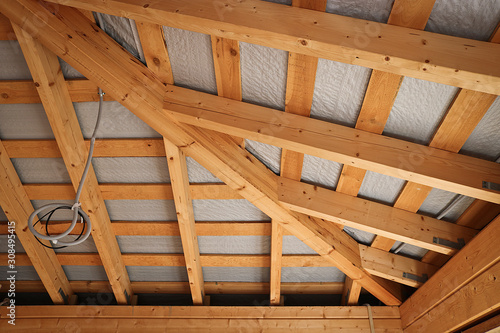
3,3,401,305
135,21,174,85
211,36,242,101
455,200,500,230
0,305,400,319
164,86,500,204
463,314,500,333
270,220,284,305
400,214,500,328
404,261,500,333
0,13,14,40
13,24,132,304
1,281,350,295
0,140,73,304
387,0,436,30
2,138,165,158
359,245,438,288
341,277,361,306
279,178,477,254
164,139,205,305
43,0,500,95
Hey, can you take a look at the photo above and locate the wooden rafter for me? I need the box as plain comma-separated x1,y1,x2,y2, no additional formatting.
278,178,477,255
273,0,327,306
1,1,402,305
400,214,500,329
43,0,500,95
12,23,132,304
164,140,205,305
164,86,500,204
0,140,73,304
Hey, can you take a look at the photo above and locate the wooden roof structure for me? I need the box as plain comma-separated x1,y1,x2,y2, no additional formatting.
0,0,499,331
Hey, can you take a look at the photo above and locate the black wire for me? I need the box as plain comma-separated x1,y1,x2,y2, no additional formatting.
33,206,87,250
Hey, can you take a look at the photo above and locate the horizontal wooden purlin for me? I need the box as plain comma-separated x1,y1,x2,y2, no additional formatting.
164,86,500,204
2,139,165,158
279,178,477,254
0,221,274,236
45,0,500,95
0,305,400,319
1,253,334,268
23,183,241,200
0,280,356,295
0,79,115,104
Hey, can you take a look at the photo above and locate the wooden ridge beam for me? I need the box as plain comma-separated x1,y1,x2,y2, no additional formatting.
164,85,500,204
279,178,477,255
22,183,241,200
44,0,500,95
0,140,73,304
1,2,401,305
400,214,500,328
1,281,354,295
13,24,132,304
164,140,205,304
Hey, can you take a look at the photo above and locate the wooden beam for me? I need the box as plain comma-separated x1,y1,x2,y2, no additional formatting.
164,85,500,204
12,24,132,304
2,2,401,305
22,183,241,200
279,178,477,254
463,314,500,333
341,276,361,306
0,140,73,304
400,214,500,328
1,281,351,295
404,260,500,333
0,13,14,40
371,22,500,252
359,245,438,288
269,220,284,305
164,139,205,305
211,36,242,101
44,0,500,95
135,21,174,86
0,305,401,319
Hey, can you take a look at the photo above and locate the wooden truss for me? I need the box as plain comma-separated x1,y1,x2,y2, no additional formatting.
0,0,499,332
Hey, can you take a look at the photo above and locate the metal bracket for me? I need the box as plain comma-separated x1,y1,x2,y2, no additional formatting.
58,287,69,304
433,237,465,250
483,181,500,192
402,272,428,284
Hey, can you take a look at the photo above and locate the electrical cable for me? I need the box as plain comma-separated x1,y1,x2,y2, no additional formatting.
27,88,105,247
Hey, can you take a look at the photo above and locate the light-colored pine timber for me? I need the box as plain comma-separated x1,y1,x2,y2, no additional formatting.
341,276,362,306
270,220,284,305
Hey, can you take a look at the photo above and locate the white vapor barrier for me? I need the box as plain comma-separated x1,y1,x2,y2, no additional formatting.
0,104,54,139
425,0,500,41
187,157,224,183
383,77,458,145
0,207,7,221
0,41,32,80
358,171,405,205
128,266,188,282
282,236,317,255
326,0,394,23
74,102,160,139
461,97,500,161
64,266,109,281
0,266,39,280
282,267,345,283
93,157,170,183
203,267,270,283
97,13,142,60
418,189,475,223
301,155,342,189
394,243,428,260
240,42,288,110
310,59,371,127
198,236,270,255
117,236,183,254
163,26,217,94
245,140,282,175
344,227,376,245
58,59,85,79
12,158,71,183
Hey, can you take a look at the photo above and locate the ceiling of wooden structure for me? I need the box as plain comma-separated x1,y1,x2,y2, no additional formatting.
0,0,499,311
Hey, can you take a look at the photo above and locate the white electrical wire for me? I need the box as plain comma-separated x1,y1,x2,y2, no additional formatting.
27,89,104,247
